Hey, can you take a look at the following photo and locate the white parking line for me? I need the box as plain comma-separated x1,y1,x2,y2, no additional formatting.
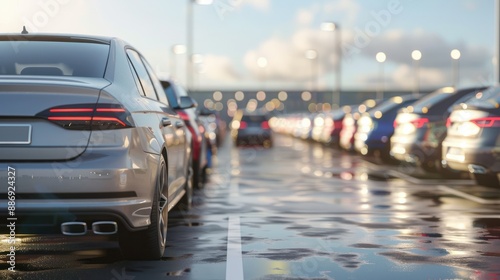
226,216,244,280
438,185,500,204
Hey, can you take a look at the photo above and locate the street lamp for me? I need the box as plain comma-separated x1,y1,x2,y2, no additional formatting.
375,52,386,100
450,49,461,88
192,54,204,90
257,57,268,90
411,50,422,95
187,0,212,92
305,50,318,90
171,44,186,81
305,49,318,102
321,21,342,108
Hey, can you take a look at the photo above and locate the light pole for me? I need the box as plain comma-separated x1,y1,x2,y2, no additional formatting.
411,50,422,96
450,49,461,88
192,54,204,90
321,21,342,108
186,0,212,92
257,56,268,91
171,44,186,82
376,52,386,100
305,49,318,103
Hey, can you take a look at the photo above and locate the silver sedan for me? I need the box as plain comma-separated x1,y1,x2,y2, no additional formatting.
0,33,193,260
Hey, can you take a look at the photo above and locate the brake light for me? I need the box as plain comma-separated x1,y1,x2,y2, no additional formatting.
177,111,190,121
333,120,343,130
37,104,134,130
410,118,429,128
446,118,451,127
239,121,248,129
261,121,270,129
470,117,500,128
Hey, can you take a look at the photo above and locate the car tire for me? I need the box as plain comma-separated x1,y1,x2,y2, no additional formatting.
119,155,168,260
192,158,203,189
179,159,193,211
201,165,209,184
474,173,500,188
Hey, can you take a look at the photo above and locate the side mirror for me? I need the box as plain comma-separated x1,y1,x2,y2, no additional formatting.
178,96,198,109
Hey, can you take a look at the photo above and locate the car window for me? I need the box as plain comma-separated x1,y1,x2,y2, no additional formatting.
0,40,109,77
464,86,500,109
163,85,179,107
141,57,170,106
126,49,158,101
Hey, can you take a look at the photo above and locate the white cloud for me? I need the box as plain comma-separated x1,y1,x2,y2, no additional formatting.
202,54,242,82
296,9,314,26
243,26,347,88
243,28,341,88
324,0,361,25
244,25,493,90
357,29,492,70
391,64,447,89
241,0,269,11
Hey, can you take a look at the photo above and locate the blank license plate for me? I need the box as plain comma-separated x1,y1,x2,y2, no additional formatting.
446,147,464,161
0,124,32,144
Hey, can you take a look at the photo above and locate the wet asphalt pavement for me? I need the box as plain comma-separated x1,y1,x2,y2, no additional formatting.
1,134,500,280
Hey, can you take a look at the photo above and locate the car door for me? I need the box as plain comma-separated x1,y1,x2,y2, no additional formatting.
126,49,187,202
142,58,188,187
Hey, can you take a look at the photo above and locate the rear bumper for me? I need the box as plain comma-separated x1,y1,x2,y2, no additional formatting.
442,141,500,174
390,135,421,162
235,129,272,144
0,146,159,232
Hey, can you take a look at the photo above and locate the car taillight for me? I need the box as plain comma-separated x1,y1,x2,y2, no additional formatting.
37,104,134,130
261,121,270,129
470,117,500,128
410,118,429,128
333,120,343,130
446,118,452,127
239,121,248,129
177,111,190,121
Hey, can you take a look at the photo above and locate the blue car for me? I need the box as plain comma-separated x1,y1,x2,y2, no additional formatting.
354,95,420,161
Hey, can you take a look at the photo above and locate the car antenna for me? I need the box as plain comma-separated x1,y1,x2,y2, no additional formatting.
21,26,28,35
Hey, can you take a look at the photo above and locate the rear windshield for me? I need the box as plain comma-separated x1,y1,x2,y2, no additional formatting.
0,40,109,77
368,97,416,116
464,86,500,109
242,115,268,123
411,90,452,113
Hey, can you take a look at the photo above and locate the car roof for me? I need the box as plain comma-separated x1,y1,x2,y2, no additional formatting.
0,33,113,44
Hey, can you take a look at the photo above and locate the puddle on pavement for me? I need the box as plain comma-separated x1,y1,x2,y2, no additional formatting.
166,268,191,276
329,171,396,182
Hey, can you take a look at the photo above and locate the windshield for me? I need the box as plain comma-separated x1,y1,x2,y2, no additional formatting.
0,40,109,77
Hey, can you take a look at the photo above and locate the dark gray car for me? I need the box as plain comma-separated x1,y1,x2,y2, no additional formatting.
442,85,500,187
0,33,193,260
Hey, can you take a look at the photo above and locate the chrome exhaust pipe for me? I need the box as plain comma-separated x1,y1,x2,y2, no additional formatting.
61,222,87,236
92,221,118,235
468,164,487,174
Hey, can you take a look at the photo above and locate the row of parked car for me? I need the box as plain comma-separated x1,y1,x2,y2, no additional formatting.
0,33,225,260
271,85,500,188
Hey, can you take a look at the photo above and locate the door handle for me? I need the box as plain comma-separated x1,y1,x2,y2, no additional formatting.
161,118,172,127
175,121,185,128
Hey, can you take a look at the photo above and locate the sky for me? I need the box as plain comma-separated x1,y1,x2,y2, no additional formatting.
0,0,497,92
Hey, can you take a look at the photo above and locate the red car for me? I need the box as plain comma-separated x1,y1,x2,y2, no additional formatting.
161,80,209,189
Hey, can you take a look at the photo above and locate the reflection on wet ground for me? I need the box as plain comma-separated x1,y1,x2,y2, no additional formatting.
1,134,500,279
